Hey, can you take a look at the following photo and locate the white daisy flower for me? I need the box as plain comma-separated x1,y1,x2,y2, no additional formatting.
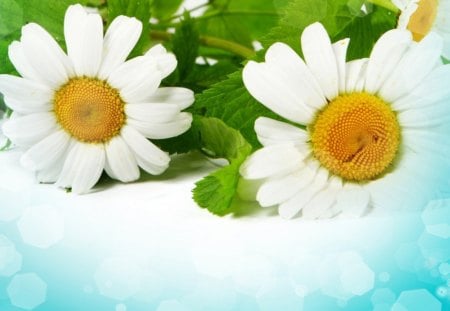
393,0,450,58
0,4,194,193
240,22,450,219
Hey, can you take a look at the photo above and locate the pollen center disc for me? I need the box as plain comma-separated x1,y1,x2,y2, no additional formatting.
54,78,126,143
407,0,439,41
310,92,401,181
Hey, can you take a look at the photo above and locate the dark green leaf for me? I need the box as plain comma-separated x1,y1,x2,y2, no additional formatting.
172,12,200,82
192,70,284,149
192,116,252,215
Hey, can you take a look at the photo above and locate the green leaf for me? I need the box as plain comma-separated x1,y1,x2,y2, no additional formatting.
262,0,396,59
195,0,280,48
192,70,284,149
151,0,183,20
171,12,200,82
192,116,252,215
107,0,151,57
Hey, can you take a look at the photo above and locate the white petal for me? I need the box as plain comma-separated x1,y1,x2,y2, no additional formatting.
392,65,450,111
8,41,42,82
64,4,103,77
264,42,326,110
98,16,143,80
398,102,450,128
256,164,317,207
239,144,304,180
332,38,350,93
301,22,339,100
108,56,161,103
145,44,177,79
105,135,140,182
20,130,71,171
278,167,329,219
364,29,412,94
2,113,57,146
379,32,444,102
121,125,170,175
302,177,342,219
0,75,52,102
57,142,105,194
125,103,181,123
147,87,195,110
396,0,419,29
335,183,371,217
127,112,192,139
36,141,73,184
3,96,52,114
254,117,309,148
20,23,74,88
243,61,314,125
345,58,368,93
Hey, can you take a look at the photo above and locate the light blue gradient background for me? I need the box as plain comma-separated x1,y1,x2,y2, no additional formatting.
0,149,449,311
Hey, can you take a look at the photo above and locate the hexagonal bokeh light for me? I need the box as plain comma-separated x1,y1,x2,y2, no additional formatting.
0,235,22,277
7,273,47,310
391,289,441,311
17,204,64,249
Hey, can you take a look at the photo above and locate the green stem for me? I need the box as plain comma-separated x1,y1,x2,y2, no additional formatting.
150,30,255,59
367,0,400,13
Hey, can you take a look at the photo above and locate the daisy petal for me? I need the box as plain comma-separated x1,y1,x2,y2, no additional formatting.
121,125,170,175
105,135,140,182
21,23,74,88
108,56,161,103
64,4,103,77
379,32,444,102
145,44,177,79
264,42,326,110
278,168,328,219
0,75,52,102
393,65,450,111
8,41,42,82
3,96,52,114
335,184,371,217
243,61,314,124
364,29,412,94
256,164,317,207
2,113,57,146
345,58,368,93
239,144,304,180
125,103,181,124
302,177,342,219
57,143,105,194
147,87,195,110
254,117,308,148
20,130,71,171
332,38,350,93
98,16,143,80
127,112,192,139
301,22,339,100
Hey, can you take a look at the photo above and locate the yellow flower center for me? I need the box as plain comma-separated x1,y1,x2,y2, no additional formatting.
54,78,126,143
406,0,439,41
310,93,401,181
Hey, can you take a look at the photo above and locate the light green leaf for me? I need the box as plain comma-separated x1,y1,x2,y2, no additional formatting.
195,0,281,48
151,0,183,20
192,116,252,216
